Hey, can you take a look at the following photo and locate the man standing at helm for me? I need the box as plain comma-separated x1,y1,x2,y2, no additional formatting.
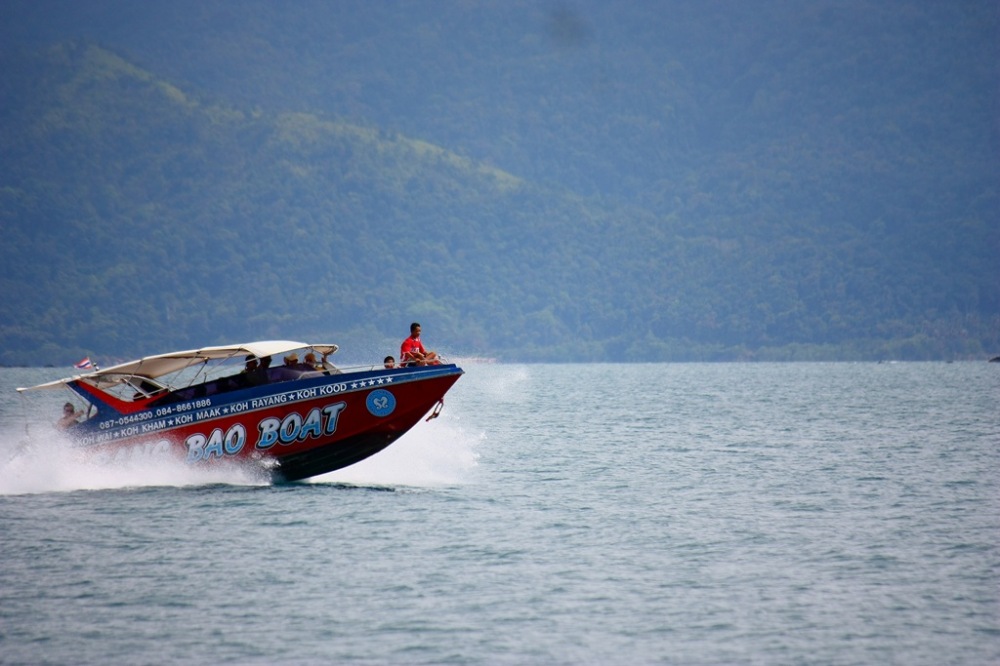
400,322,439,366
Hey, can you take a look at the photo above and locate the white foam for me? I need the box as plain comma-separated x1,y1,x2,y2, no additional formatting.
309,410,483,489
0,410,482,494
0,426,264,496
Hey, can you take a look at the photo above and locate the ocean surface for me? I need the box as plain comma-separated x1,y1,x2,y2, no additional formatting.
0,362,997,665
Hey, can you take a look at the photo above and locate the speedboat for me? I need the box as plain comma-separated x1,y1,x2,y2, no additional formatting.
16,341,463,482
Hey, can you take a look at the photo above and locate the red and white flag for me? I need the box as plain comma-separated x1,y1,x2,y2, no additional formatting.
74,357,94,370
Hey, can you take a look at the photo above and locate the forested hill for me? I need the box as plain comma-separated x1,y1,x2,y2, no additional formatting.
1,1,997,365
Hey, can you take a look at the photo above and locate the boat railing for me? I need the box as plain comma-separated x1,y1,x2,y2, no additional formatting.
72,359,454,413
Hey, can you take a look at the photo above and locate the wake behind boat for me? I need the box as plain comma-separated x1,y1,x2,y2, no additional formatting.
16,340,463,482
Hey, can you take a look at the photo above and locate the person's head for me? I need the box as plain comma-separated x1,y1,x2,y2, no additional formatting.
245,355,259,370
384,355,395,368
63,402,75,415
304,352,317,365
410,322,421,336
284,353,298,366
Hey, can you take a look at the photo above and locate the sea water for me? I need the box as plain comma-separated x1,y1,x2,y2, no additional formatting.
0,363,997,665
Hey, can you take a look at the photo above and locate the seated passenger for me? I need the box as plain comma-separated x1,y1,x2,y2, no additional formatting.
237,356,269,387
268,354,303,382
384,355,396,369
400,322,440,366
57,402,82,430
302,352,323,371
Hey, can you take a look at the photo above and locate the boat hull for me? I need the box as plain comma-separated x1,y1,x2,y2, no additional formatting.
67,364,463,482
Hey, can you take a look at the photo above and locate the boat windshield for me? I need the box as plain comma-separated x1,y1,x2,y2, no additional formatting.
89,374,171,402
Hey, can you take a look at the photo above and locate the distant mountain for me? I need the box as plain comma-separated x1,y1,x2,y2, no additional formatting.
1,1,997,364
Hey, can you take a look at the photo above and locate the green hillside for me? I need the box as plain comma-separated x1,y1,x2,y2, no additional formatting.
0,1,997,364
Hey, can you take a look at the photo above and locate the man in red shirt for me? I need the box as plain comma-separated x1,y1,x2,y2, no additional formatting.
400,322,440,366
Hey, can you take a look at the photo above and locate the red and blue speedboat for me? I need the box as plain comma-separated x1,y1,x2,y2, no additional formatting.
17,341,463,482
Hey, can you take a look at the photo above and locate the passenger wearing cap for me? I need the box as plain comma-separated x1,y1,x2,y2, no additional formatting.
268,353,303,382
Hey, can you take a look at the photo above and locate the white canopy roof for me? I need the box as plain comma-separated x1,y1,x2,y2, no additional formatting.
17,340,339,392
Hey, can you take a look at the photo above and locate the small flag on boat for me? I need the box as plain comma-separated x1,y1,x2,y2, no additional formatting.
74,357,94,370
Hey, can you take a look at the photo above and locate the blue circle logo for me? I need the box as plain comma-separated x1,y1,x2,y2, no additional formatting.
366,389,396,417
